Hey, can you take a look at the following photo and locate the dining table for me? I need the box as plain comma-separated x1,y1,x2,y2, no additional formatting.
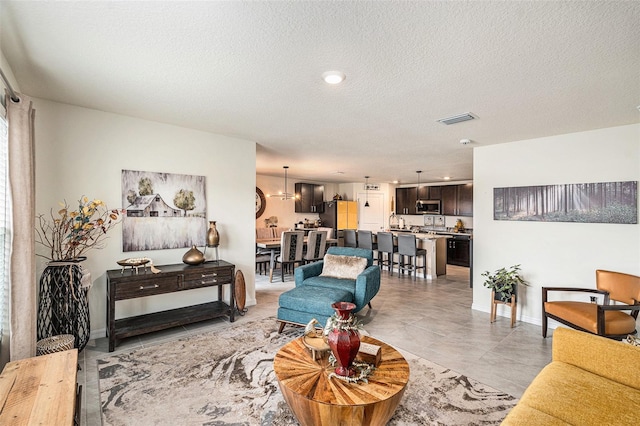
256,237,338,282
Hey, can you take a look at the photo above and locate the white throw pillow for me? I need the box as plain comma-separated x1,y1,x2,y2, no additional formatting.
320,254,367,280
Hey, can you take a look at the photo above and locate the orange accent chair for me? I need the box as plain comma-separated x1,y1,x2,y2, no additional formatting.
542,269,640,340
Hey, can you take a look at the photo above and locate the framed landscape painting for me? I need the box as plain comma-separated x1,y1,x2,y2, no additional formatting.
121,169,207,251
494,181,637,224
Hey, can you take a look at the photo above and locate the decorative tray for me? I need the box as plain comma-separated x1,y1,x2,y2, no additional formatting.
117,258,150,268
303,334,330,351
302,333,330,361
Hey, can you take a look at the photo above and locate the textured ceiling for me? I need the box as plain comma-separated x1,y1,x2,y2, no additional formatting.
1,1,639,185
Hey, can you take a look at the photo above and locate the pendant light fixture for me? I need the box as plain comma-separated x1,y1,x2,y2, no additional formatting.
268,166,296,200
416,170,422,196
364,176,370,207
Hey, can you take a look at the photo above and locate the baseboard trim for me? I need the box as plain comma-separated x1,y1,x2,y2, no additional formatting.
91,328,106,341
471,303,561,330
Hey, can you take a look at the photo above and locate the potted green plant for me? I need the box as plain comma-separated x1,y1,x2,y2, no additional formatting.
482,264,528,302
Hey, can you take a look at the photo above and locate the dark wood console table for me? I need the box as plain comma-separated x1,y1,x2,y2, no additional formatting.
106,260,235,352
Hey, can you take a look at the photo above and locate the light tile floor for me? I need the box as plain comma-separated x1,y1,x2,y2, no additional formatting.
78,265,554,425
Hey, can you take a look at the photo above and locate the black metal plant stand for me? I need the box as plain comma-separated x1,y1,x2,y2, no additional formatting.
37,259,90,352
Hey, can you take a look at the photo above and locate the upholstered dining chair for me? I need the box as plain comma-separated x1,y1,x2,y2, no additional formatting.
272,227,290,239
255,227,275,274
376,232,397,275
255,227,274,239
343,229,357,248
276,231,305,282
317,227,334,239
396,234,427,280
304,230,327,264
542,269,640,340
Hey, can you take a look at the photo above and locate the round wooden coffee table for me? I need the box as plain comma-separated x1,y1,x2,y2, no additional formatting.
273,335,410,426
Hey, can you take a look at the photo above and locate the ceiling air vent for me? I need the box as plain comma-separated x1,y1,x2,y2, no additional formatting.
437,112,477,125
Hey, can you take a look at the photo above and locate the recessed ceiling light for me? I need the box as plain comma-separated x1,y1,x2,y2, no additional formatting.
322,71,346,84
443,176,451,180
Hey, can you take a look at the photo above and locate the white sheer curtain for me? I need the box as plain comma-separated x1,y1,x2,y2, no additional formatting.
3,92,36,364
0,114,9,368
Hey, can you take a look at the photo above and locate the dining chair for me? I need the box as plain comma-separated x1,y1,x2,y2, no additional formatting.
356,230,378,264
272,227,290,239
256,228,273,275
255,227,274,240
376,232,398,275
397,234,427,280
276,231,305,282
256,227,276,274
304,230,327,264
343,229,357,248
317,227,334,239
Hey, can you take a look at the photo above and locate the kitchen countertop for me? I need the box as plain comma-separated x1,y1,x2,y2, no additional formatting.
389,227,473,237
385,230,451,240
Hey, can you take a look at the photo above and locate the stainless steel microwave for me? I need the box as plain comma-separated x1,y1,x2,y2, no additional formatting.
416,200,441,214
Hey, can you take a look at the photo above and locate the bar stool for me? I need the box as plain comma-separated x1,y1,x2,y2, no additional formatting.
397,234,427,280
356,230,378,264
343,229,357,248
376,232,397,275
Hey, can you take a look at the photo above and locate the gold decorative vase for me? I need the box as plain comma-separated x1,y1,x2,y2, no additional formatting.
207,221,220,247
182,245,205,265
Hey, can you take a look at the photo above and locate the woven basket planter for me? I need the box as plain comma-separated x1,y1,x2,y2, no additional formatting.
37,260,90,352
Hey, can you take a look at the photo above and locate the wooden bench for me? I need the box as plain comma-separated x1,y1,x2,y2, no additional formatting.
0,349,79,425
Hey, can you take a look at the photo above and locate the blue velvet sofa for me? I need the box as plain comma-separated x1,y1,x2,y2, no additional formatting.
277,247,381,332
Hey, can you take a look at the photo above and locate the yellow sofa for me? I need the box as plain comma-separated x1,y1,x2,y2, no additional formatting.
502,327,640,425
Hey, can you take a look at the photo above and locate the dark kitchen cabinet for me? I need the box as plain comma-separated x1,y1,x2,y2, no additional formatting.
417,186,428,200
417,185,440,200
295,183,324,213
441,185,458,215
396,187,417,215
441,184,473,217
447,236,471,267
457,183,473,216
428,186,441,200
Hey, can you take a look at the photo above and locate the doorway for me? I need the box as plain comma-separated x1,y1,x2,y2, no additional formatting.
357,192,385,231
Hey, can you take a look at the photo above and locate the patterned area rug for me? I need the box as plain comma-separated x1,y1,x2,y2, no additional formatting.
98,317,517,425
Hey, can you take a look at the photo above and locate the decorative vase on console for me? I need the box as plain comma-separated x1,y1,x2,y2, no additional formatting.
182,245,205,265
206,220,220,247
325,302,361,377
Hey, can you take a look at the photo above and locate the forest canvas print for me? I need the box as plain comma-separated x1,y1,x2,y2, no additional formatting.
121,170,207,251
494,181,637,224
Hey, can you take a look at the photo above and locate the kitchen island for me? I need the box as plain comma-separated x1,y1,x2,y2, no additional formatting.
376,231,450,279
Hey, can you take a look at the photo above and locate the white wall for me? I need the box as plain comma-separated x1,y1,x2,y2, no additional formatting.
472,124,640,327
34,99,257,339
